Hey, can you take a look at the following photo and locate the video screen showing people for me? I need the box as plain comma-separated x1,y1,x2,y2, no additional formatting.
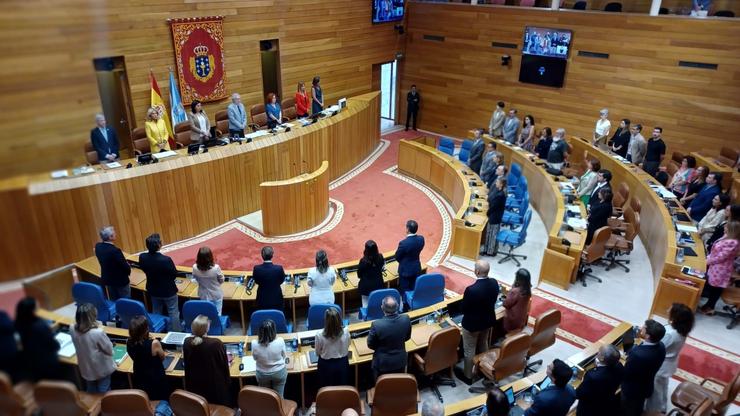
522,27,573,59
373,0,405,23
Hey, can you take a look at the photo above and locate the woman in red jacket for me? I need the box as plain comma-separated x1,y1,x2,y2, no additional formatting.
295,82,310,119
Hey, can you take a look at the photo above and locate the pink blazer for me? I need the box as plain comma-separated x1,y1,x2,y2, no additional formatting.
706,238,739,288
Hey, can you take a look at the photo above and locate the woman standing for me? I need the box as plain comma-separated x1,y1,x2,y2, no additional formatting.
308,249,336,306
679,166,708,207
698,194,730,244
517,115,536,151
700,221,740,315
266,93,283,130
145,107,170,153
483,177,507,257
311,76,324,115
183,315,231,406
15,297,61,382
295,82,310,119
71,303,116,393
357,240,385,308
314,308,350,388
252,320,288,398
645,303,694,413
592,109,611,149
586,187,613,245
535,127,553,160
126,315,172,400
192,246,225,314
609,119,631,158
188,100,211,144
669,157,697,196
575,159,600,205
502,269,532,334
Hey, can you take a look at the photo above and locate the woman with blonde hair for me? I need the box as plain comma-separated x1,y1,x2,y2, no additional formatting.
70,303,116,393
295,82,310,118
183,315,231,406
145,107,170,153
315,307,350,388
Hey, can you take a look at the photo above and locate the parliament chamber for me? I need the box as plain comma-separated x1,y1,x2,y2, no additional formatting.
1,1,739,415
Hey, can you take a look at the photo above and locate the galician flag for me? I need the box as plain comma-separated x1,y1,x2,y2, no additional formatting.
149,71,176,149
169,70,187,127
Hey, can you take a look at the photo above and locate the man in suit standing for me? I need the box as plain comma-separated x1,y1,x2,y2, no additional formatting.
252,246,285,311
94,226,131,300
576,344,624,416
90,113,120,163
626,124,647,165
688,172,722,222
395,220,425,298
468,129,486,175
405,85,420,131
488,101,506,138
367,296,412,380
525,359,577,416
620,320,666,416
502,109,520,145
458,260,500,383
227,93,247,138
588,170,612,209
139,233,182,331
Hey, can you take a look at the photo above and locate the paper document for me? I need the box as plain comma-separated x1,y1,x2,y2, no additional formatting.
161,331,190,345
240,356,257,374
51,170,69,179
245,130,270,140
55,332,76,358
566,218,588,230
104,161,122,169
152,150,177,160
566,205,581,214
676,224,698,233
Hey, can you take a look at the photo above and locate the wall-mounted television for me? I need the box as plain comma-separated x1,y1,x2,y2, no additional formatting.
519,56,568,88
373,0,405,24
522,26,573,59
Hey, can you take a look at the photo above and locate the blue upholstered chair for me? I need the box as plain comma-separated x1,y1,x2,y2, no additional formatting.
306,304,348,330
438,137,455,156
115,298,169,333
503,192,530,227
359,288,402,321
404,273,445,310
506,176,528,209
496,209,533,267
507,163,522,192
459,140,473,163
182,300,230,335
72,282,117,323
248,309,292,335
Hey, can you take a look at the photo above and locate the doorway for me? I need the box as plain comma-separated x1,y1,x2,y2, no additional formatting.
260,40,282,102
93,56,135,156
379,60,398,121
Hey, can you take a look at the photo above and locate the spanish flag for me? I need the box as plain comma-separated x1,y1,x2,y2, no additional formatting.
149,71,176,149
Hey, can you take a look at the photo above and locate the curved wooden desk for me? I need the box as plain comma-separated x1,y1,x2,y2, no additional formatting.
260,160,330,236
0,92,380,281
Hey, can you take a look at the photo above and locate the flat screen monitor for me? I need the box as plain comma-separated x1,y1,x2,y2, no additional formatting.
522,26,573,59
519,55,568,88
373,0,405,24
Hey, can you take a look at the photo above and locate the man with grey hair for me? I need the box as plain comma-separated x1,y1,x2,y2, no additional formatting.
90,113,120,163
227,92,247,138
546,128,569,170
94,226,131,300
575,344,624,416
367,295,411,380
421,396,444,416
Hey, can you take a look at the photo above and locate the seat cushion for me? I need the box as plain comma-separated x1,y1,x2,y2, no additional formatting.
13,382,35,409
209,404,236,416
672,382,715,411
476,349,501,379
79,392,103,414
282,398,298,416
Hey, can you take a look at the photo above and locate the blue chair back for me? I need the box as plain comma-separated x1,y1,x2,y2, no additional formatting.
518,209,533,244
307,304,342,330
249,309,290,335
364,288,402,321
409,273,445,310
459,148,470,163
513,176,528,201
510,163,522,179
115,298,150,329
507,169,521,191
72,282,114,322
438,137,455,156
461,140,473,151
182,300,226,335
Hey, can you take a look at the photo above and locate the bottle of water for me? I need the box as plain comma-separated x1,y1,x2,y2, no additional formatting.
676,247,685,264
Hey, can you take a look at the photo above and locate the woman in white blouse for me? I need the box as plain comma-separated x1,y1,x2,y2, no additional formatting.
70,303,116,393
252,319,288,398
308,249,336,306
592,108,611,149
698,194,729,244
314,307,350,388
188,100,211,144
192,246,225,314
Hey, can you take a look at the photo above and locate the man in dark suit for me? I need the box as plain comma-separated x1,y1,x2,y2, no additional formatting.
687,172,722,222
90,113,120,163
458,260,500,383
586,187,613,245
252,246,285,311
139,233,182,331
576,344,624,416
525,359,577,416
588,169,612,209
620,319,666,416
367,296,412,380
395,220,425,298
405,85,420,131
94,226,131,300
468,129,486,175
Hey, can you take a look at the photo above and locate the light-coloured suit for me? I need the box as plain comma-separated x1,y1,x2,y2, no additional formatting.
503,117,520,144
488,109,505,137
227,103,246,132
628,133,647,165
188,111,211,144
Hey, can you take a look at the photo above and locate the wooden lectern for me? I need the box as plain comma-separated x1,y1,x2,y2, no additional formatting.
260,160,330,236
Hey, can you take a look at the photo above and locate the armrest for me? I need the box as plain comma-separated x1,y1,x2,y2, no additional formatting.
134,149,143,156
248,123,260,132
175,142,184,149
700,377,727,388
367,387,375,405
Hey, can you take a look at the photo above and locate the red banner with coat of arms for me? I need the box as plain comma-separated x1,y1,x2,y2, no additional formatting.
169,16,227,103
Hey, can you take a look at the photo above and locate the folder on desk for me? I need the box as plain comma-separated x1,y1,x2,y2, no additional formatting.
152,150,177,160
353,338,374,356
563,231,582,245
113,345,128,365
55,332,76,358
240,356,257,374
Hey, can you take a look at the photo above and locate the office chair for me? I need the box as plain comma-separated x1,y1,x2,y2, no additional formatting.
720,286,740,329
604,2,622,12
523,309,561,375
367,374,420,416
34,380,102,416
405,273,445,310
169,389,235,416
101,389,156,416
412,326,460,402
459,140,473,163
604,211,640,273
497,209,533,267
84,142,99,165
506,176,528,209
470,332,531,393
714,10,735,17
72,282,116,323
248,309,292,335
306,304,347,330
115,298,169,333
0,371,35,416
315,386,365,416
577,226,610,287
238,385,297,416
131,127,149,156
612,182,630,217
438,137,455,156
573,1,587,9
502,192,529,228
507,163,523,192
281,98,297,121
359,288,402,321
182,300,230,335
669,370,740,416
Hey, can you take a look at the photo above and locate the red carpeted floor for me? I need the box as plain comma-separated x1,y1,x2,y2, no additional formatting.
165,130,445,270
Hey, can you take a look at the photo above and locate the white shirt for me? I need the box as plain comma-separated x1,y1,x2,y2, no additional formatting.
308,267,336,305
595,118,611,137
195,113,208,133
251,338,286,373
191,264,224,301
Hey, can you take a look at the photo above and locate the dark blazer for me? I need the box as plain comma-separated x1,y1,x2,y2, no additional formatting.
706,220,727,253
90,127,120,162
586,199,613,245
461,278,500,332
357,256,384,297
468,138,485,174
367,313,412,373
139,252,178,298
395,234,425,280
621,342,666,401
253,262,285,310
487,188,507,225
576,363,624,416
536,137,552,160
407,91,420,111
16,318,61,382
525,385,576,416
609,129,631,158
588,183,611,209
688,184,720,221
183,336,231,406
95,242,131,288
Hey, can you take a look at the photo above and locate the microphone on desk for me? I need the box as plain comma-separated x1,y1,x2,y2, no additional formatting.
293,275,301,294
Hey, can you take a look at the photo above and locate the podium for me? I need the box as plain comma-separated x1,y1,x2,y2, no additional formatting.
260,160,330,236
